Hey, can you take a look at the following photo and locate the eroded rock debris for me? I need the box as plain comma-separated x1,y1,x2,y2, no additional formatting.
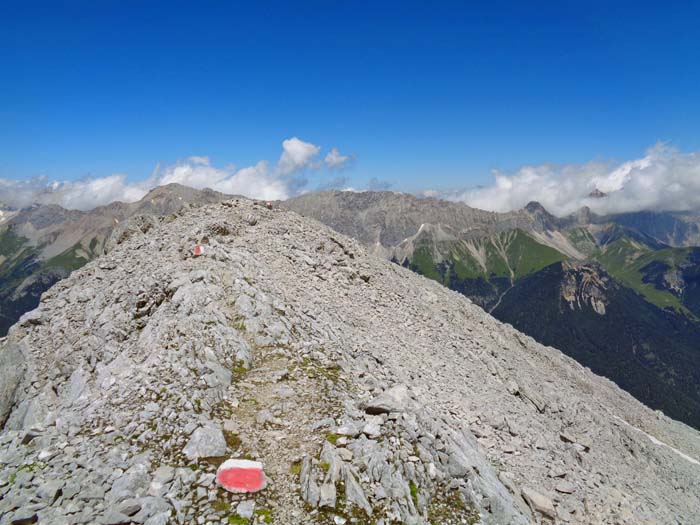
0,197,699,524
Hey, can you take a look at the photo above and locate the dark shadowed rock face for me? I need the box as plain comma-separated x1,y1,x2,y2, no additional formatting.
492,261,700,429
601,210,700,247
1,197,699,524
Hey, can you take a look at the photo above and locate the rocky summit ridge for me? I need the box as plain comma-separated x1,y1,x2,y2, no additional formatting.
0,197,699,524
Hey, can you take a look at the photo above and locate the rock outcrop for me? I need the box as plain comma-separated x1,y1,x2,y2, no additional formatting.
0,197,699,524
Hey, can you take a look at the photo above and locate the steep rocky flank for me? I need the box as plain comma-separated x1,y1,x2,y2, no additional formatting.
0,184,230,336
608,210,700,248
283,191,700,432
0,199,699,524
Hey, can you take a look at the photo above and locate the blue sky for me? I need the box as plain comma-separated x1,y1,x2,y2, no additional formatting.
2,1,700,199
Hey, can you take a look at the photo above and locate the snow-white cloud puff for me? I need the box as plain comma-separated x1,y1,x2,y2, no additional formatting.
447,144,700,216
0,138,352,210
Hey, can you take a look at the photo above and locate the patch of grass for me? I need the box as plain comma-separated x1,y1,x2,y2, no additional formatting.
597,240,694,315
44,243,90,272
428,489,480,525
17,463,38,473
450,245,486,280
315,364,341,382
290,461,302,475
325,432,339,445
409,480,419,508
504,230,567,279
231,360,248,380
0,228,28,257
566,227,598,255
212,499,231,512
254,508,273,523
409,246,442,282
224,430,242,450
202,456,227,468
407,230,566,288
227,516,249,525
320,461,330,472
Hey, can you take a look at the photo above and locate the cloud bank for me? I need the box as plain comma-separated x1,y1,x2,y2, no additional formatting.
448,144,700,216
4,141,700,217
0,137,352,211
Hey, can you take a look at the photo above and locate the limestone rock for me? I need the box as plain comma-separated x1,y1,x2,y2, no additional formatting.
0,342,26,426
521,486,556,519
362,384,412,414
182,425,227,460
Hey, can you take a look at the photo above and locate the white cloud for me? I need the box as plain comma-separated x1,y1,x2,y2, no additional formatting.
448,144,700,216
276,137,321,175
324,147,352,169
6,141,699,217
0,138,351,211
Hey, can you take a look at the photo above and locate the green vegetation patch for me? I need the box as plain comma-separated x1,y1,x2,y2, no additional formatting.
409,245,442,282
428,489,480,525
409,480,419,508
254,509,273,523
44,243,91,272
212,499,231,512
0,228,28,257
231,360,248,381
503,230,567,279
597,240,692,314
565,227,598,255
449,245,485,280
289,461,302,475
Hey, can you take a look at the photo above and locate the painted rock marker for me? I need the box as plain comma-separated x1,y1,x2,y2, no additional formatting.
216,459,267,493
193,245,204,257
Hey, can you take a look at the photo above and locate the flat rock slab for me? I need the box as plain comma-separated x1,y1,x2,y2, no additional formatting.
216,459,267,493
362,384,412,414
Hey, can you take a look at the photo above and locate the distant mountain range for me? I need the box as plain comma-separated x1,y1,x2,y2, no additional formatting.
284,190,700,429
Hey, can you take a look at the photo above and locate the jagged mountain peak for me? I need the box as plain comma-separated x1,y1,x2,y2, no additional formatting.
523,201,549,214
588,188,608,199
1,196,699,524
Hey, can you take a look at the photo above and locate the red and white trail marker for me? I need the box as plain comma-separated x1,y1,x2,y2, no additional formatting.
193,245,204,257
216,459,267,493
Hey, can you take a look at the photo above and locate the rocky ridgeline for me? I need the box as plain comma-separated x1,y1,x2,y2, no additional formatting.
0,198,699,524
